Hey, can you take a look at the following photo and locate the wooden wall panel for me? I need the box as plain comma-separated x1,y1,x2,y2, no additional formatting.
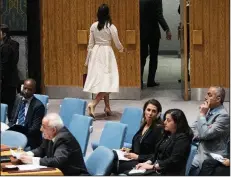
41,0,140,87
190,0,230,88
41,0,91,86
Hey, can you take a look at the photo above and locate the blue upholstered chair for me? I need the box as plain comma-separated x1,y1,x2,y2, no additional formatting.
1,130,28,149
34,94,49,114
91,121,127,150
185,144,198,176
85,146,115,176
59,98,87,127
1,122,9,132
120,107,143,148
1,104,8,123
68,114,93,156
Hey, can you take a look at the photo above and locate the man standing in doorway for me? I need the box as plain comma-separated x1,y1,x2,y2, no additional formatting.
0,24,19,118
140,0,172,89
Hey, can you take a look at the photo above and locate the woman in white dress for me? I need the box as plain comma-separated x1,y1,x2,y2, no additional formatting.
83,4,124,119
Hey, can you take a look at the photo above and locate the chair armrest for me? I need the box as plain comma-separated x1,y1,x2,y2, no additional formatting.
46,103,49,109
89,126,93,133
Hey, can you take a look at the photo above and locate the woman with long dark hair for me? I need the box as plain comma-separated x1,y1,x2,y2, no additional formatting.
127,109,193,176
111,99,164,174
83,4,124,119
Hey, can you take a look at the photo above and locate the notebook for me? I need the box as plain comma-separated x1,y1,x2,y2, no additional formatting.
113,149,131,161
128,168,146,175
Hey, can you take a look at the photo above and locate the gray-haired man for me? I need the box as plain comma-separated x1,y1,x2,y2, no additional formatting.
189,86,230,175
19,113,89,175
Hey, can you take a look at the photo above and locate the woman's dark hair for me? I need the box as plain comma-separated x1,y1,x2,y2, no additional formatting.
163,109,193,137
97,4,112,31
141,99,163,127
143,99,162,118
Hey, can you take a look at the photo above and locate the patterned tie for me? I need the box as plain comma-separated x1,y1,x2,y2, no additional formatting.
206,111,212,121
18,100,27,126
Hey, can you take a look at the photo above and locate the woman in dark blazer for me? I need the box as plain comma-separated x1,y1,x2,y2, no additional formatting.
112,99,164,174
133,109,193,176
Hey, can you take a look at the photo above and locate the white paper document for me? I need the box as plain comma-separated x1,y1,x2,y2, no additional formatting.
17,165,47,171
113,149,132,161
210,153,225,163
5,164,47,171
129,168,146,175
10,149,22,159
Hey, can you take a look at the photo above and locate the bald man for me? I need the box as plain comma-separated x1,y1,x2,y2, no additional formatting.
8,78,45,149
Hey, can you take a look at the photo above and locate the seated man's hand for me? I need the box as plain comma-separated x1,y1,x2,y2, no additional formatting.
18,152,28,156
124,152,138,160
19,155,33,164
199,100,210,117
222,158,230,167
136,163,153,170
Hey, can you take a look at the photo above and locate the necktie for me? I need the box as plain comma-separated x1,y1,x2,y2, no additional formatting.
206,111,212,121
18,100,27,126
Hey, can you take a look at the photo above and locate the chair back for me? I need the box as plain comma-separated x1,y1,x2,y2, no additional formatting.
1,130,28,149
59,98,87,127
185,144,197,176
120,107,143,144
85,146,114,175
1,104,8,123
68,114,93,156
99,121,127,149
1,122,9,132
34,94,49,114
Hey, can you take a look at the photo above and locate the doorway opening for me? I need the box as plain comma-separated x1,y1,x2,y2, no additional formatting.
140,0,186,101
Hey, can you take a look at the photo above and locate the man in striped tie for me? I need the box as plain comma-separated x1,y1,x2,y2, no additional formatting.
8,78,45,149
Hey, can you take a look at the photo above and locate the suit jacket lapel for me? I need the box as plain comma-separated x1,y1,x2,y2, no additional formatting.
47,141,54,157
207,106,223,124
140,128,152,144
24,97,35,125
13,95,23,124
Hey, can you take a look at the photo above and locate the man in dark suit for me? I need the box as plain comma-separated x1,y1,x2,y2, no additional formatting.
20,113,89,176
140,0,171,88
0,24,19,117
8,78,45,149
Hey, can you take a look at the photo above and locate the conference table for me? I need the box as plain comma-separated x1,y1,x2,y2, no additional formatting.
1,145,63,176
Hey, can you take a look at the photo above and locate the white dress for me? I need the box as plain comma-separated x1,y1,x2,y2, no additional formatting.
83,22,123,94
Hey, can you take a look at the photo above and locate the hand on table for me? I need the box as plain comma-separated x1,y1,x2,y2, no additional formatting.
19,154,33,164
